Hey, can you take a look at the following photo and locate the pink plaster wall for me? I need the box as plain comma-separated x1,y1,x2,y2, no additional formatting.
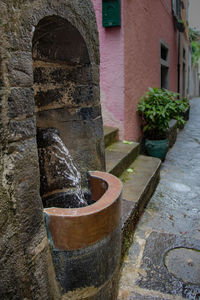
124,0,178,141
92,1,124,138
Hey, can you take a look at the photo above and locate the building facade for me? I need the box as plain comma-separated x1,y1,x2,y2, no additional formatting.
93,0,196,141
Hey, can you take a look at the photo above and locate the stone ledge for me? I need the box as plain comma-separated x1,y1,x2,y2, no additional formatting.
106,141,140,177
120,155,161,259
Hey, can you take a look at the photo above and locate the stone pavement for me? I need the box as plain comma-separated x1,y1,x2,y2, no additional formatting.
118,98,200,300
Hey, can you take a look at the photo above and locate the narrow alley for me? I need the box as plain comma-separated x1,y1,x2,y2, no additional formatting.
0,1,199,298
118,97,200,300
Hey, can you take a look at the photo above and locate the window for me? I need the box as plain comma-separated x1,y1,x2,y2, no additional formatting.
171,0,181,18
160,40,170,90
183,48,186,60
172,0,175,13
161,45,169,61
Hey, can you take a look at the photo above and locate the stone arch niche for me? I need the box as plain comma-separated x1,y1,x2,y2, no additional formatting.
0,1,103,299
32,15,105,208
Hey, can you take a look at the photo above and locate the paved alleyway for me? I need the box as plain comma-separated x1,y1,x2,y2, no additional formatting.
118,98,200,300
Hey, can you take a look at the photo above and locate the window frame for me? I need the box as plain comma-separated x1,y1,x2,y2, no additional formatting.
160,39,170,90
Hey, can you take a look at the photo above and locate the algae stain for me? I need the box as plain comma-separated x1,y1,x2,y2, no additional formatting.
194,138,200,144
120,168,135,183
120,172,131,183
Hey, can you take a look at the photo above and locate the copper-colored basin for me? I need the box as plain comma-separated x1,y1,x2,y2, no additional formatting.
44,171,122,250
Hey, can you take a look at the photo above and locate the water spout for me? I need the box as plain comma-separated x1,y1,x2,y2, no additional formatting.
37,128,87,208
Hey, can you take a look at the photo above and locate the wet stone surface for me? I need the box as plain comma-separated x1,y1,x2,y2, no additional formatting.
165,248,200,285
136,232,200,298
118,98,200,300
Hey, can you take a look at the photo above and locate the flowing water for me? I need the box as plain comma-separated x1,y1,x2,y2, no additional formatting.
50,133,87,206
37,128,87,208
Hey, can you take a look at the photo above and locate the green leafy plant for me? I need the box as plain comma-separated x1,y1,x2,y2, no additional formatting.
177,19,185,27
137,87,189,140
162,90,190,122
189,28,200,65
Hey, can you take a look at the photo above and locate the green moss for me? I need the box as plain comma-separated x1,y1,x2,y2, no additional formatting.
121,235,134,266
194,138,200,144
192,248,200,253
120,172,131,183
120,167,135,183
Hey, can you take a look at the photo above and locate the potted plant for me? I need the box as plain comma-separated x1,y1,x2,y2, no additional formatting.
137,87,188,160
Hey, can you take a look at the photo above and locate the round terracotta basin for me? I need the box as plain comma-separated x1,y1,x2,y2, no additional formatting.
44,171,123,298
44,170,122,250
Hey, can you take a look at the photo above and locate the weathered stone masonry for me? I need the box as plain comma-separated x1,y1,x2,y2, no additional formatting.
0,1,104,299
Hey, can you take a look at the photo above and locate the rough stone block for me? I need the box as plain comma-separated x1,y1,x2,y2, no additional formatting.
33,64,93,85
77,105,101,121
7,52,33,87
36,105,102,125
39,117,104,185
35,88,64,108
5,138,43,241
91,63,100,85
51,225,121,293
72,84,94,105
4,24,32,52
8,117,36,142
8,87,35,119
35,83,98,110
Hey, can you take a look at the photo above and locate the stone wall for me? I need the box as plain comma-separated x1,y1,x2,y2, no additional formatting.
0,0,102,299
32,15,105,195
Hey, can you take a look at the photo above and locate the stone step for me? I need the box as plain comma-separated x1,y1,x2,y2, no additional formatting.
120,155,161,258
103,126,161,259
104,126,119,148
105,141,140,177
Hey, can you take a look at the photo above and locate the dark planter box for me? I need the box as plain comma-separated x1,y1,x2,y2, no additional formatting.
175,18,185,32
182,106,190,121
178,106,190,129
176,21,185,32
167,119,178,148
173,15,185,32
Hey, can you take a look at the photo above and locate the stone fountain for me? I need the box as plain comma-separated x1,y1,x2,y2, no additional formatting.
0,1,122,299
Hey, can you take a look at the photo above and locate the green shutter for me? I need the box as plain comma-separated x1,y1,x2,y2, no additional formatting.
102,0,121,28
